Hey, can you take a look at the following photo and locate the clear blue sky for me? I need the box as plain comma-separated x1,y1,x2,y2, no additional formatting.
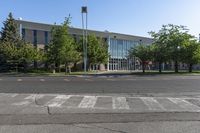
0,0,200,38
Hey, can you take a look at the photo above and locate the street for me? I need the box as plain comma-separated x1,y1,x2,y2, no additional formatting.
0,75,200,94
1,75,200,133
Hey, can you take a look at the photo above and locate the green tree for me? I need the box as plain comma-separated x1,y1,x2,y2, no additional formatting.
87,35,109,69
78,35,109,71
0,12,21,44
149,26,171,73
150,24,190,73
0,42,42,72
129,44,152,73
180,39,200,72
47,17,81,74
0,13,43,72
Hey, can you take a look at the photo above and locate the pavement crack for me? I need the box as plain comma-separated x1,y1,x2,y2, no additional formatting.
34,93,51,115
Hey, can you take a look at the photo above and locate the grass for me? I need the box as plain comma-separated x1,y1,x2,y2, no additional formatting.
1,69,200,77
130,70,200,75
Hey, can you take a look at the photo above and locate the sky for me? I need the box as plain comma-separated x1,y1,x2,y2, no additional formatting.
0,0,200,38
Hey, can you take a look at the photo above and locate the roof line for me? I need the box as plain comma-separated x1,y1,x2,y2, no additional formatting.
15,19,152,39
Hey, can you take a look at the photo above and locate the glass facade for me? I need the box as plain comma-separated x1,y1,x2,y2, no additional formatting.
108,38,139,71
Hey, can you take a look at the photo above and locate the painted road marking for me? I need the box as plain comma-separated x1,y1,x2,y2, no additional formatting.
17,79,22,82
64,79,70,82
11,94,18,98
168,98,200,111
12,101,31,106
141,97,166,110
79,96,97,108
24,94,44,100
85,79,93,81
40,79,45,82
46,95,71,107
107,79,116,81
112,97,129,109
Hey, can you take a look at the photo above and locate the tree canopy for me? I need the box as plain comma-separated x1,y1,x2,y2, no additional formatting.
47,17,81,73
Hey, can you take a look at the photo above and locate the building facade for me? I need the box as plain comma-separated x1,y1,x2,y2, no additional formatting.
15,20,153,71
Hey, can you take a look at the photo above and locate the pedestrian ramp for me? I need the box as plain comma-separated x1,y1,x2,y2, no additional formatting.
1,93,200,112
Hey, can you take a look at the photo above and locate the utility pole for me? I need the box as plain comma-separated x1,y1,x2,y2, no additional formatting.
81,1,88,74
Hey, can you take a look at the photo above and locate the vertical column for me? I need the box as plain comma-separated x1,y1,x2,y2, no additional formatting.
33,30,37,68
107,36,110,71
19,23,22,38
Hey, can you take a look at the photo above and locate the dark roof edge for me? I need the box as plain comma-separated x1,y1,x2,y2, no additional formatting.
15,19,152,39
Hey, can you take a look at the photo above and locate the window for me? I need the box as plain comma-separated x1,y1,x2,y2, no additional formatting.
22,28,25,40
33,30,37,46
44,31,48,45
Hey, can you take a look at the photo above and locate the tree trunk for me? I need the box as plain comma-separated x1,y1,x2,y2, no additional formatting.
65,63,67,75
52,63,56,74
34,61,37,69
158,62,162,73
189,63,193,73
174,61,178,73
58,64,61,73
23,60,28,73
142,62,145,73
68,66,71,74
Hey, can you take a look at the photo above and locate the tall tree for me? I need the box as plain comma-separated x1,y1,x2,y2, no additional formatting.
47,17,80,74
0,13,43,72
180,39,200,72
0,12,21,44
129,44,152,73
150,24,190,73
87,35,109,68
78,35,109,70
149,26,171,73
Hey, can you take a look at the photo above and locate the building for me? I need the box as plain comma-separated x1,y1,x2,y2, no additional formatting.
15,20,153,71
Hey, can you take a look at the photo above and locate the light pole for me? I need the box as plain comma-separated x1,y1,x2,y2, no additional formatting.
81,6,88,73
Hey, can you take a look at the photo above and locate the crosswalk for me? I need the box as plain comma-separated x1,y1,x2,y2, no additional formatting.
1,93,200,112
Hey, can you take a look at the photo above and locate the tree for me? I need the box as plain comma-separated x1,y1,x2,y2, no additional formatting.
180,39,200,72
0,12,21,44
150,24,190,73
0,12,22,69
129,44,152,73
0,13,43,72
87,35,109,69
0,42,43,72
77,35,109,70
149,26,171,73
47,17,81,74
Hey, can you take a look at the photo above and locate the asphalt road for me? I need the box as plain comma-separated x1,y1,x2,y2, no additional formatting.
0,75,200,94
1,75,200,133
1,121,200,133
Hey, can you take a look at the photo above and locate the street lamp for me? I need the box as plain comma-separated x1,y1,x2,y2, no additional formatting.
81,6,88,73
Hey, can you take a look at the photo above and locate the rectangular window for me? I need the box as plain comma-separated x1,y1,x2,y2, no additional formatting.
33,30,37,46
22,28,25,40
44,31,48,45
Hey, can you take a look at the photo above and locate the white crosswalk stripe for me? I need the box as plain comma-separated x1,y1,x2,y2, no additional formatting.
78,96,97,108
46,95,71,107
168,98,200,111
11,94,18,97
4,93,200,112
12,101,31,106
141,97,166,110
25,94,44,100
112,97,129,109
